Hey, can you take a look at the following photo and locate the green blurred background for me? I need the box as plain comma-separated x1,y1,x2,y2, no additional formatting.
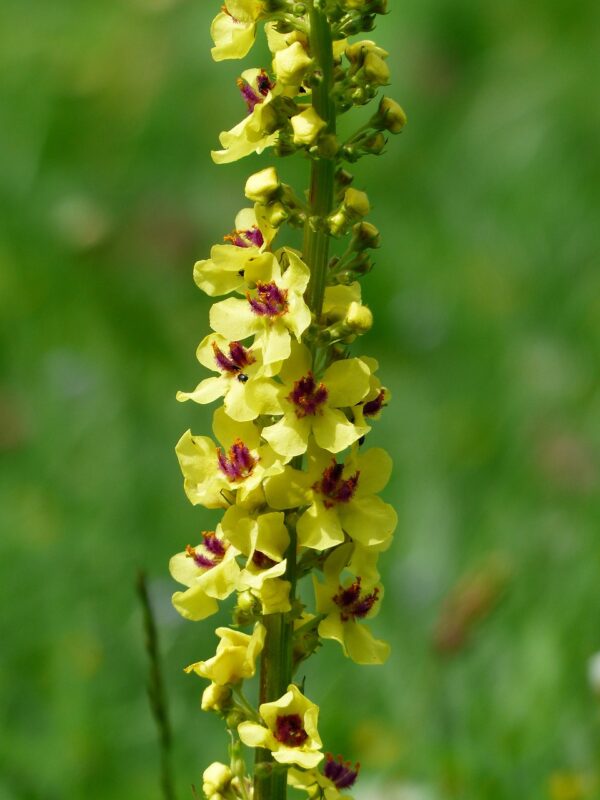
1,0,600,798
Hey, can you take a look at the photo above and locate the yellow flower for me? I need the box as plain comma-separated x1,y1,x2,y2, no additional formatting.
176,334,280,422
313,544,390,665
265,443,397,550
238,684,323,768
221,505,292,613
209,250,311,365
212,68,284,164
262,343,371,460
169,527,241,621
194,206,276,297
185,622,266,685
175,407,283,509
210,1,265,62
288,753,360,799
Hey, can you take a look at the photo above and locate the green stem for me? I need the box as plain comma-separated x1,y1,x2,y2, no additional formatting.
136,571,177,800
253,5,336,800
304,1,337,325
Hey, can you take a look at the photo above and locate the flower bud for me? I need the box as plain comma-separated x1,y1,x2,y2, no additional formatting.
363,51,390,84
237,590,255,612
362,130,386,154
345,40,388,66
202,762,232,799
245,167,281,203
316,133,339,159
261,201,288,228
274,41,312,85
291,107,327,145
225,710,245,729
350,221,380,250
371,96,407,133
346,301,373,333
344,187,370,218
264,0,288,10
329,188,370,236
201,683,232,713
335,168,354,188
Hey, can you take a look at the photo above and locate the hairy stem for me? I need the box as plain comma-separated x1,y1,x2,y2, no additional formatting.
253,5,336,800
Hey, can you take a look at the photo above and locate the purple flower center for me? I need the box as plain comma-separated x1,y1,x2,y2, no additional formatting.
237,69,274,113
248,281,289,317
323,754,360,790
288,373,328,418
185,532,227,570
212,341,255,374
217,439,258,482
333,578,380,622
362,389,386,417
252,550,278,569
317,459,360,508
223,225,264,249
274,714,309,747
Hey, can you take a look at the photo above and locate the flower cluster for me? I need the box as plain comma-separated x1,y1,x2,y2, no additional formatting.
170,2,406,798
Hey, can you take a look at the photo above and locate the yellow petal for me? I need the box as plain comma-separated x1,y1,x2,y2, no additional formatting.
355,447,393,495
323,358,371,408
340,495,397,549
172,584,219,621
238,721,273,750
212,406,260,450
211,13,256,61
210,297,258,341
312,407,364,453
264,466,311,509
261,321,291,364
193,258,245,296
297,502,345,550
262,413,311,459
344,621,390,665
176,376,227,405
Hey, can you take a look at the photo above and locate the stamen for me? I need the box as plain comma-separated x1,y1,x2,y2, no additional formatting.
212,341,255,374
256,69,274,96
237,78,262,113
333,578,380,621
251,550,278,569
185,533,227,570
237,70,274,114
316,459,360,508
217,439,258,482
223,225,263,248
243,226,264,247
274,714,309,747
362,389,387,417
323,753,360,790
248,282,289,317
288,373,328,418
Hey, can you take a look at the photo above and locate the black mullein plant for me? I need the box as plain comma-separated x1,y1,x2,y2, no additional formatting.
170,2,406,797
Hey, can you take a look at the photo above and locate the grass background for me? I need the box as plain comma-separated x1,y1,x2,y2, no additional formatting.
1,0,599,798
